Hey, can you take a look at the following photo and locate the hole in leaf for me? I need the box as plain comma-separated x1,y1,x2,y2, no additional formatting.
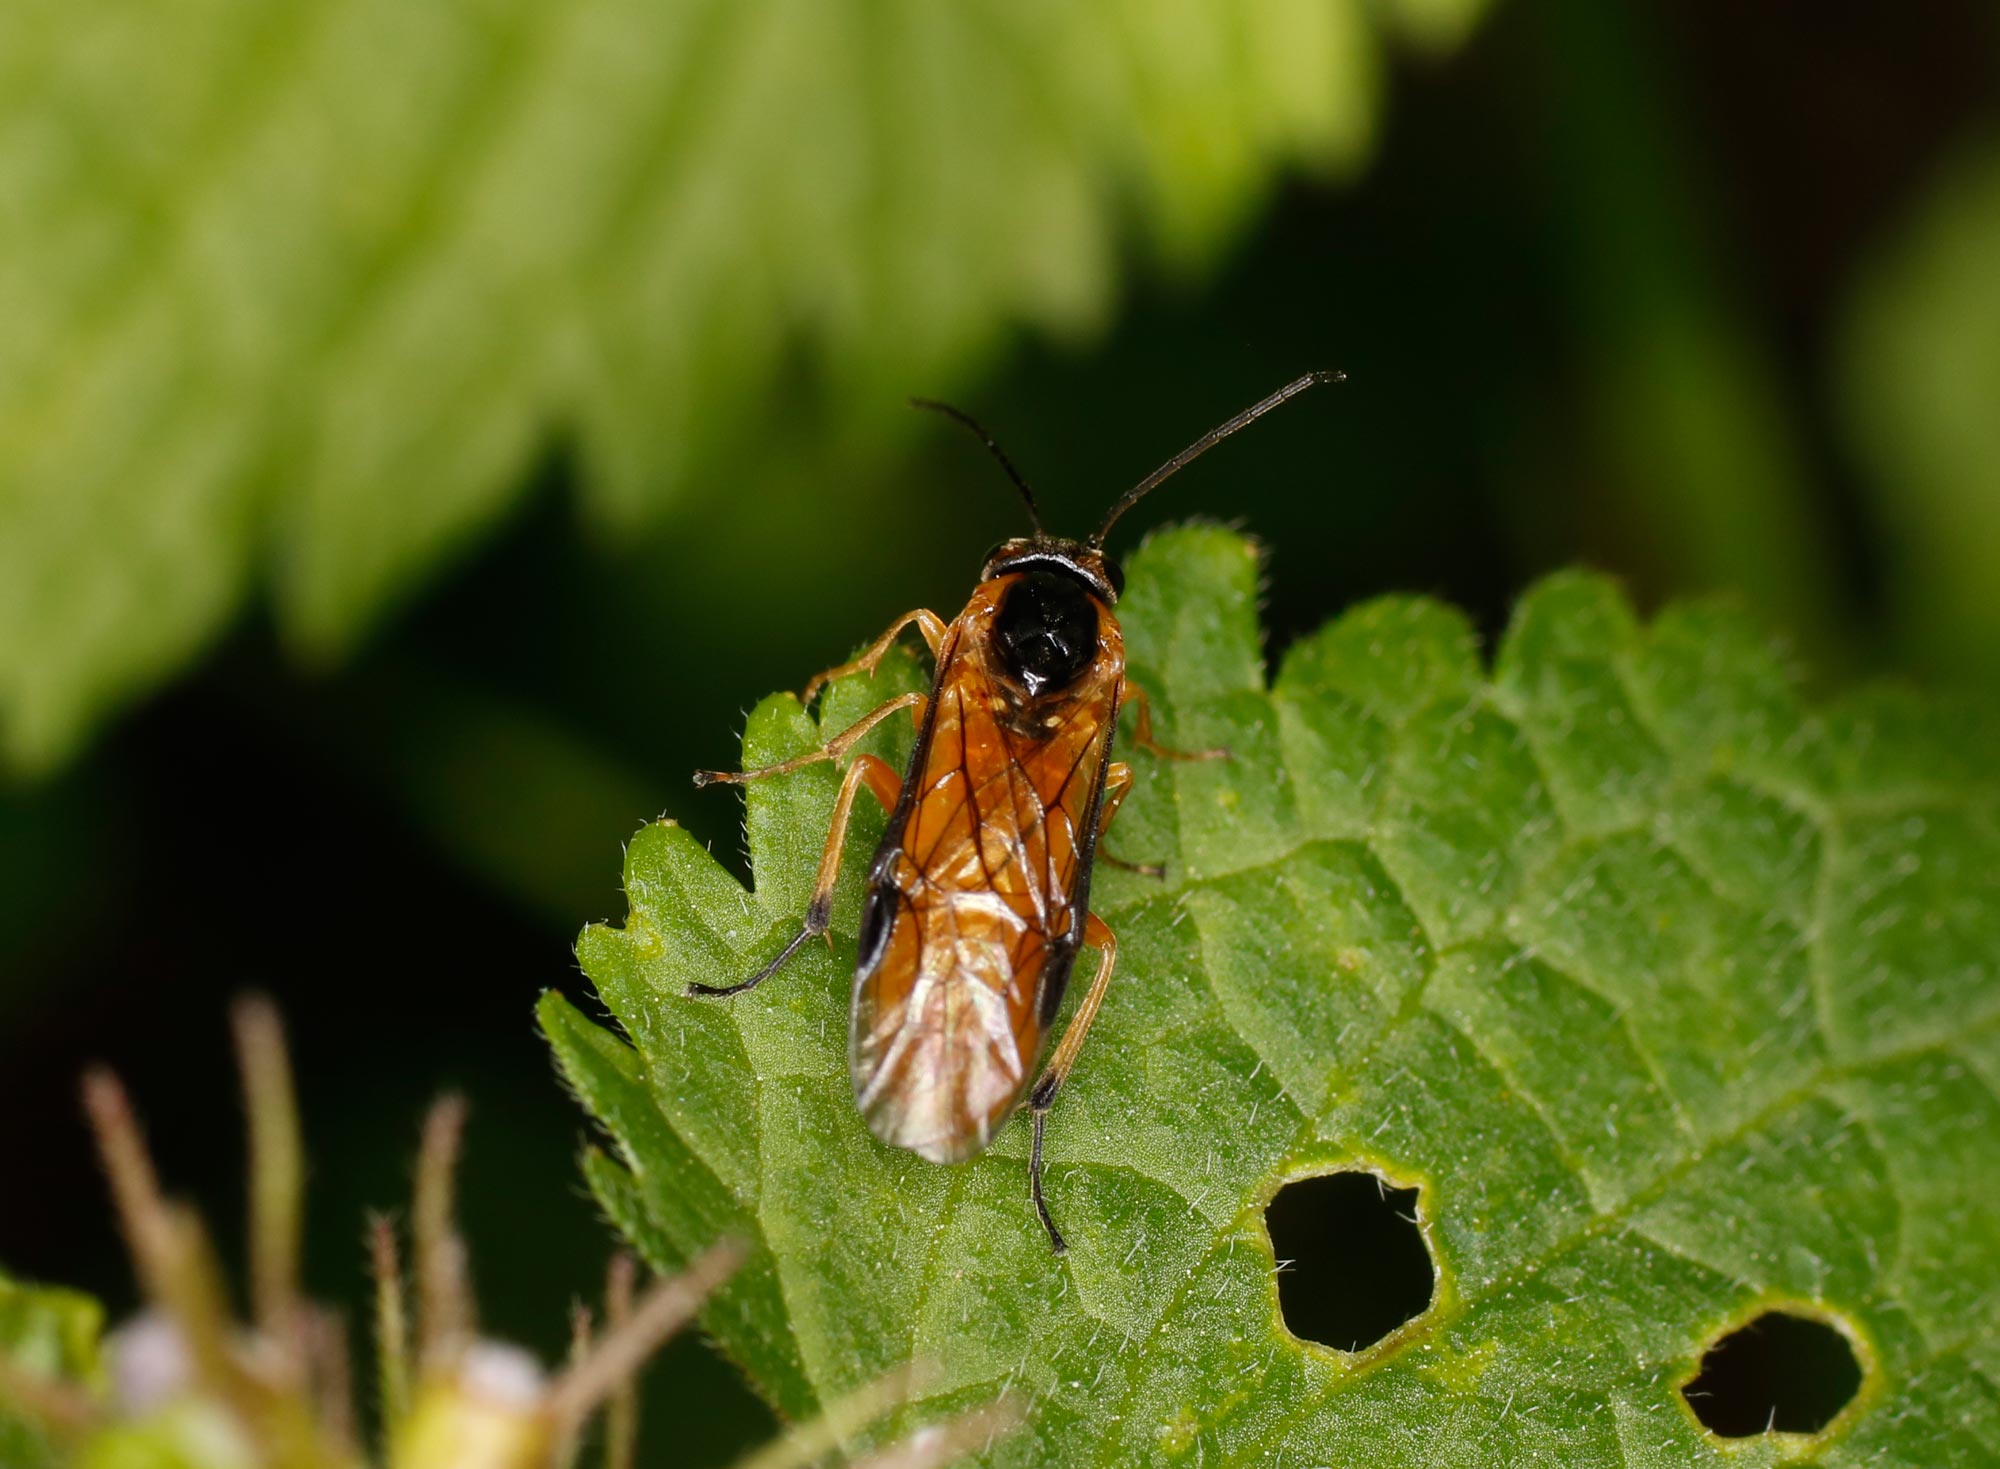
1682,1310,1864,1437
1265,1171,1434,1351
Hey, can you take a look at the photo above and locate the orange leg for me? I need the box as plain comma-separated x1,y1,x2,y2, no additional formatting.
1101,760,1134,825
1122,681,1229,762
1094,761,1164,879
688,752,903,997
1028,910,1118,1254
800,609,950,708
694,693,923,788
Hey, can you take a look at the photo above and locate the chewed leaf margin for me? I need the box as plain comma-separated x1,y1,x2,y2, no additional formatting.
545,524,2000,1467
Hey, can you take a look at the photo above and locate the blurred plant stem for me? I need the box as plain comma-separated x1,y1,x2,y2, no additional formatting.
1528,0,1845,659
1,986,1013,1466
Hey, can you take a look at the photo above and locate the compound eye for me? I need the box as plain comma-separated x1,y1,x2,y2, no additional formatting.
1103,558,1125,599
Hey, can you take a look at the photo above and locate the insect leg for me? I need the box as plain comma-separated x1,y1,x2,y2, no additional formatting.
1094,761,1165,879
1100,761,1134,827
694,692,923,788
688,753,902,997
800,609,950,708
1028,911,1118,1254
1122,682,1229,762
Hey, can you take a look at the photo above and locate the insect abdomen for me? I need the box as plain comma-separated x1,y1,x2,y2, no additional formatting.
849,881,1043,1162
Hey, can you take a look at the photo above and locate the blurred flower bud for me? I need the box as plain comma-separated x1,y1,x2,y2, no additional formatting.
104,1313,190,1417
390,1343,552,1469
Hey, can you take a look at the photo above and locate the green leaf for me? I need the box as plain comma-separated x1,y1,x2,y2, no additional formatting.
546,525,2000,1465
73,1408,260,1469
0,1270,103,1469
0,1272,99,1384
1838,132,2000,683
0,0,1489,774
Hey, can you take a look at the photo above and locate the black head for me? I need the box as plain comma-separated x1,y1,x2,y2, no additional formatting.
990,561,1103,698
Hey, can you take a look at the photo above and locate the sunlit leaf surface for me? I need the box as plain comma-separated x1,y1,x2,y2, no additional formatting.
0,0,1468,772
544,526,2000,1465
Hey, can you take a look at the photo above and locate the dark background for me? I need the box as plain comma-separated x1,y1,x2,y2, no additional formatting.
2,3,1994,1461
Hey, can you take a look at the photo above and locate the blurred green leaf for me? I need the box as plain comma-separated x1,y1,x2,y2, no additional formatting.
0,0,1490,774
0,1269,102,1469
0,1271,100,1384
1838,133,2000,683
73,1408,260,1469
545,525,2000,1464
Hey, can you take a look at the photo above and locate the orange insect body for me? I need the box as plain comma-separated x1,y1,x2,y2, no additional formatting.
851,566,1125,1165
691,373,1337,1252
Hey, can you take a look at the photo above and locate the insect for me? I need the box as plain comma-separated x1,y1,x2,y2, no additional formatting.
689,372,1340,1252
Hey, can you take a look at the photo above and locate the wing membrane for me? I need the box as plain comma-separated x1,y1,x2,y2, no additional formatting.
849,582,1122,1163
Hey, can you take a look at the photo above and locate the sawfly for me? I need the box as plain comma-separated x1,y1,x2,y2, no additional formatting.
690,372,1340,1252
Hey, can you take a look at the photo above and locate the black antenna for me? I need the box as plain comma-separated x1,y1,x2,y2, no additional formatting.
1088,371,1344,549
909,397,1043,536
